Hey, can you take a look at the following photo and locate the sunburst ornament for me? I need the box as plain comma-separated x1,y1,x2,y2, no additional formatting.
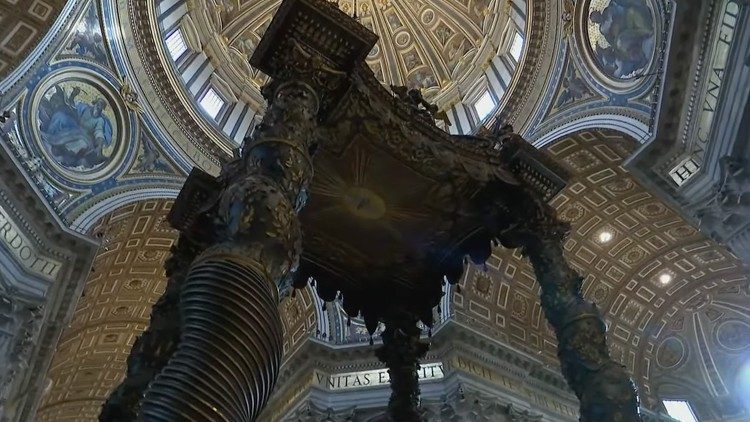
307,145,435,250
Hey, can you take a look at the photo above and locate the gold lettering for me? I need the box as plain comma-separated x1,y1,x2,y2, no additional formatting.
0,206,62,281
453,355,580,418
379,371,388,384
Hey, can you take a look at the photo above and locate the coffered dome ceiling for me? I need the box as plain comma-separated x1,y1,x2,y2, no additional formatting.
0,0,67,78
455,129,750,419
185,0,509,105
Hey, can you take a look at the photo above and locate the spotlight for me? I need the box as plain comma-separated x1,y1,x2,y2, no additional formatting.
598,231,613,243
658,273,673,285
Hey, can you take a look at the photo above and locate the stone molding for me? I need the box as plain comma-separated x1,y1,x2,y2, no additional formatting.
263,321,579,421
0,133,98,422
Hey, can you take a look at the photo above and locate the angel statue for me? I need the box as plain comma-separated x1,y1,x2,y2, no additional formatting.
390,85,450,127
38,84,114,169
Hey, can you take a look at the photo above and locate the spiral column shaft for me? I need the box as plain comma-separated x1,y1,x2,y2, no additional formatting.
100,235,199,421
139,258,283,421
375,310,429,421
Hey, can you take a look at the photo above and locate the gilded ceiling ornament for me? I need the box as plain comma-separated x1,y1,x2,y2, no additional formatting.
562,0,575,35
119,80,142,113
178,0,508,109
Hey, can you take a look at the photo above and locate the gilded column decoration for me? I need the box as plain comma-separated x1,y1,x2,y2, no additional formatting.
524,233,641,421
374,310,429,421
100,235,202,420
104,0,377,418
465,123,641,421
499,187,642,421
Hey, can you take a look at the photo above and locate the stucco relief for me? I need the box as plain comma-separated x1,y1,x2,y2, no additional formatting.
655,336,687,369
648,282,750,420
0,295,44,417
715,320,750,352
177,0,506,107
693,157,750,250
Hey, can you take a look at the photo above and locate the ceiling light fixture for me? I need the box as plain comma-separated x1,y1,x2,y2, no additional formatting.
598,231,613,243
658,273,673,285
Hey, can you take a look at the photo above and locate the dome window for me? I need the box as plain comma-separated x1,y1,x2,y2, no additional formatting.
662,400,698,422
473,90,497,122
166,29,188,61
199,87,225,120
509,32,524,63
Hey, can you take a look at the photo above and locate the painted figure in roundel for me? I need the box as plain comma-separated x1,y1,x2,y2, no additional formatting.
37,82,116,170
587,0,656,79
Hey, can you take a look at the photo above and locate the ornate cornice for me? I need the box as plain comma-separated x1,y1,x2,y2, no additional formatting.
627,0,719,191
626,0,750,263
0,135,98,422
264,321,580,420
493,0,559,133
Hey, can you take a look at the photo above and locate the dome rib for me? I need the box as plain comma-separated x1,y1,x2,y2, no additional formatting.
367,6,407,86
388,1,451,88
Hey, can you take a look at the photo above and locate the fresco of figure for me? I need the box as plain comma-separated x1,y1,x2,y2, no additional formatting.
38,84,114,170
67,6,108,63
589,0,655,79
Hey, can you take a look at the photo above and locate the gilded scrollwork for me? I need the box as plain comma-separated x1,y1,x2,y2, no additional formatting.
374,309,429,421
206,174,302,280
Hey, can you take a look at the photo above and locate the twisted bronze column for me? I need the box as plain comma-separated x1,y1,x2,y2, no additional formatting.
375,310,429,421
100,235,201,420
105,81,322,422
469,126,641,420
512,197,642,421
